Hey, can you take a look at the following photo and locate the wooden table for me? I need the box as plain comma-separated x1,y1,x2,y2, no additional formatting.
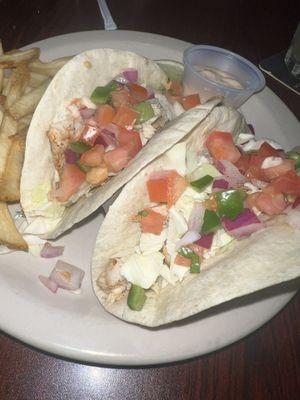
0,1,299,399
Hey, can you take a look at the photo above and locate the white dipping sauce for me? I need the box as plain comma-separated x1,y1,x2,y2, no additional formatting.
196,66,244,89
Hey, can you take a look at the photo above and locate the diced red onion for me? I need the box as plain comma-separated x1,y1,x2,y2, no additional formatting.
286,206,300,229
212,177,230,191
79,107,95,119
96,129,117,148
40,242,65,258
64,148,79,164
188,202,205,232
39,275,58,293
222,208,264,239
122,68,138,82
251,178,268,189
175,230,201,250
195,233,214,249
81,124,100,145
292,198,300,209
217,160,247,185
49,260,85,291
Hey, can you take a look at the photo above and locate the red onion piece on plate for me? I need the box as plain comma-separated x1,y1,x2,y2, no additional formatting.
195,233,214,249
40,242,65,258
222,208,264,238
175,230,201,251
49,260,85,291
188,202,205,232
122,68,138,82
39,275,58,293
96,129,117,148
217,160,247,185
64,148,79,164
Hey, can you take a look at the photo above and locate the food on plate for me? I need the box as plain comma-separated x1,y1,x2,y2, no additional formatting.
0,201,28,250
0,40,72,250
39,260,85,293
92,106,300,327
21,48,216,240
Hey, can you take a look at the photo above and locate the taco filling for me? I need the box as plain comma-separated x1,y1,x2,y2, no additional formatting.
47,70,199,204
97,129,300,311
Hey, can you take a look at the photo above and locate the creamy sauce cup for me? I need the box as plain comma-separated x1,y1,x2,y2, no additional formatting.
183,45,266,108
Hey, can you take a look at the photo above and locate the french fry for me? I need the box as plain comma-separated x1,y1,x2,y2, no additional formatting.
0,202,28,251
0,135,13,180
29,71,50,87
0,134,25,202
0,112,18,137
0,104,3,126
4,64,30,109
7,79,50,119
18,114,32,132
28,56,72,76
0,47,40,68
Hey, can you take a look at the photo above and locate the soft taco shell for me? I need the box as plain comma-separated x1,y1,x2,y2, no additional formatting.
89,105,300,328
20,48,220,239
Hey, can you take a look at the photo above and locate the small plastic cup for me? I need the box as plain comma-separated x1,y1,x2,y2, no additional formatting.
183,45,265,108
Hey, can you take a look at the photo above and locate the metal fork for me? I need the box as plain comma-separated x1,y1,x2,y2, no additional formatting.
96,0,118,30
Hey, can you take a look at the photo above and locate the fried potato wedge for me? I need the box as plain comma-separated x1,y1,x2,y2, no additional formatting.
0,135,25,202
5,64,30,109
0,112,18,137
0,202,28,251
0,135,13,180
29,71,49,88
28,56,72,76
0,47,40,68
7,79,50,119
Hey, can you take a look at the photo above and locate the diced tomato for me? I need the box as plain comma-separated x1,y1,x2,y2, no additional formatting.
168,81,183,96
116,129,142,158
257,142,282,158
95,104,116,126
174,254,191,267
127,82,148,102
54,164,86,202
206,131,241,163
253,186,287,215
245,155,268,181
111,88,136,108
80,144,105,167
146,170,188,208
270,170,300,196
180,94,201,110
103,147,131,172
112,105,139,130
139,208,166,235
234,153,251,175
263,159,295,181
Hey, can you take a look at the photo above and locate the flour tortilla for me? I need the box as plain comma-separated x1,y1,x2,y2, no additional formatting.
20,48,220,239
91,105,298,328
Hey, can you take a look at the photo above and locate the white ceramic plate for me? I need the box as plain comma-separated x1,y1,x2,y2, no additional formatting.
0,31,299,366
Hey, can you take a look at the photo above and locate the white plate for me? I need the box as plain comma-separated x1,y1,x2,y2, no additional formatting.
0,30,299,366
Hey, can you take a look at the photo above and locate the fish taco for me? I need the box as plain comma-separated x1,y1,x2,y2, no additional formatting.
90,105,299,328
20,48,219,239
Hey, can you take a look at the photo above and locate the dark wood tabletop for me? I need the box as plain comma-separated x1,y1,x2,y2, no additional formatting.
0,1,299,399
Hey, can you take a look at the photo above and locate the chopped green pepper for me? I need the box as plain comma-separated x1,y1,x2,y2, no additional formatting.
127,284,146,311
178,246,200,273
69,141,91,154
90,81,118,104
286,146,300,170
134,101,154,123
138,210,148,217
215,189,245,220
190,175,213,192
201,209,221,234
76,161,91,173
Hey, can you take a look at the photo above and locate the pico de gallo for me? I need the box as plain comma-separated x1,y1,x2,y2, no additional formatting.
99,128,300,311
47,68,201,203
